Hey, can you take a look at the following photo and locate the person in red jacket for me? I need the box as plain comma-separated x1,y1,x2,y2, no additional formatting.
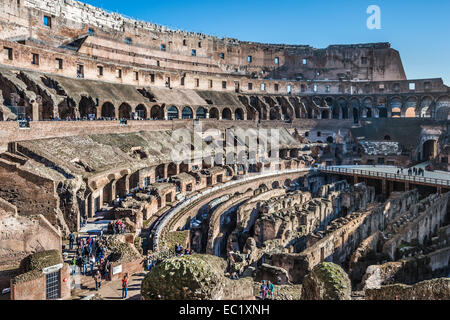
122,273,129,299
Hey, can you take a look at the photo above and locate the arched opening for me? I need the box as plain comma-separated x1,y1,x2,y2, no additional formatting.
352,108,359,123
167,106,179,120
150,105,164,120
258,184,268,192
79,96,97,120
101,102,115,119
435,96,450,121
321,109,329,119
405,107,416,118
135,104,147,119
390,98,402,118
422,140,438,161
327,136,334,143
350,99,359,123
118,103,132,119
40,102,54,120
0,109,2,121
284,179,292,188
420,97,433,118
222,108,232,120
330,101,340,119
391,107,401,118
196,107,207,119
272,181,280,189
337,99,348,119
182,106,193,119
209,107,219,120
58,99,75,120
270,106,281,120
378,107,388,118
235,108,244,120
155,164,166,180
384,135,391,141
435,107,450,121
167,163,178,177
363,98,373,118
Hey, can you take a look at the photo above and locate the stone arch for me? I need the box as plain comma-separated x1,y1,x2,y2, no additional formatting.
289,97,304,119
155,164,166,180
349,98,360,123
326,97,339,119
422,139,438,161
337,98,348,119
182,106,194,119
389,97,403,118
101,102,115,119
135,104,148,119
79,96,97,119
40,100,54,120
58,98,76,120
301,98,312,119
250,96,268,120
404,107,416,118
196,106,207,119
209,107,219,120
167,162,178,177
435,96,450,121
403,96,418,117
362,97,374,118
377,106,388,118
270,106,282,120
235,108,245,120
419,96,433,118
150,105,164,120
222,108,232,120
118,103,132,119
167,105,180,120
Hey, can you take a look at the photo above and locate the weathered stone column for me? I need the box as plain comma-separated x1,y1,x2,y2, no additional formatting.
31,100,39,121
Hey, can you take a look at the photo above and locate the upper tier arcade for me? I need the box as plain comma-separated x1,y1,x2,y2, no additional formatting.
0,0,406,81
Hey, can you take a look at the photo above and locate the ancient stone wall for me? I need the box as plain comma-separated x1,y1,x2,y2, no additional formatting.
271,190,419,283
0,159,61,227
382,192,449,260
365,278,450,300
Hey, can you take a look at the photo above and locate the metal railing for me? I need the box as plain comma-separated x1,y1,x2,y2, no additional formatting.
316,165,450,187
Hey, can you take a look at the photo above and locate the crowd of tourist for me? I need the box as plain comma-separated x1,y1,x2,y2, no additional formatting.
175,243,193,257
396,167,425,177
259,280,275,300
68,235,112,289
112,220,126,234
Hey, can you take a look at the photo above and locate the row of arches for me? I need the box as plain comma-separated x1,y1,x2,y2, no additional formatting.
4,92,448,122
239,94,450,122
100,103,247,121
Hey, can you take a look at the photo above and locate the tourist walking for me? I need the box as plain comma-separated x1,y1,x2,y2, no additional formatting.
94,270,102,291
70,256,77,275
260,281,268,300
82,255,89,275
268,281,274,299
69,233,75,250
146,255,153,271
122,273,129,299
104,261,111,281
89,254,96,275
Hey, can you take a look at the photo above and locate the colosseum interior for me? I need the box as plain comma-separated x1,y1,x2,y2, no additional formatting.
0,0,449,301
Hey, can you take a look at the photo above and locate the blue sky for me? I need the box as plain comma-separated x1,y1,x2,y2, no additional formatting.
81,0,450,84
